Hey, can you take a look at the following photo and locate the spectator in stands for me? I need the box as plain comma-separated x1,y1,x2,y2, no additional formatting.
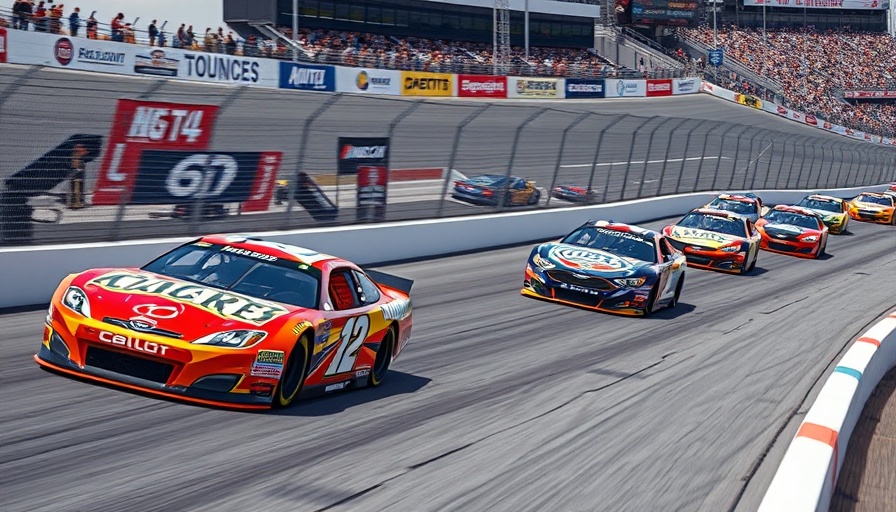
244,34,257,57
85,10,95,38
68,6,79,37
110,12,124,42
122,22,135,44
224,33,236,55
32,1,46,32
203,28,214,51
148,19,158,46
11,0,24,30
48,2,61,34
174,23,185,48
185,25,195,48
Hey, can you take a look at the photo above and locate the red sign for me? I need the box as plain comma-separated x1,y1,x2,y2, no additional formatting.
805,114,818,126
92,99,219,205
844,90,896,99
458,75,507,98
646,79,672,97
242,152,282,212
0,28,7,64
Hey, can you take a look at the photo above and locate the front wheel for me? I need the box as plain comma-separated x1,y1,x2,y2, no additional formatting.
528,190,541,205
816,239,827,259
669,275,684,309
643,282,660,317
273,334,311,408
741,250,757,275
369,327,395,387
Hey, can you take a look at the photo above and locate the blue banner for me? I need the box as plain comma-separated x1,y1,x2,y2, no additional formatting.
131,151,264,204
565,78,605,99
279,62,336,92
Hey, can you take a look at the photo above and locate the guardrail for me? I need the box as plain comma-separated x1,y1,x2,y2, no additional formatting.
759,308,896,512
0,184,886,309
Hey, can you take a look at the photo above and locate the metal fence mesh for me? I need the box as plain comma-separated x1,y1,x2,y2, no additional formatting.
1,64,894,246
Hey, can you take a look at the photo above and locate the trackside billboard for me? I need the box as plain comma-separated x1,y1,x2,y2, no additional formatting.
672,77,700,95
565,78,605,98
336,67,400,95
646,79,672,97
458,75,507,98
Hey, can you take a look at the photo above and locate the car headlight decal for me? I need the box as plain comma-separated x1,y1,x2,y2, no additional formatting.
62,286,91,318
801,235,818,242
532,253,555,269
193,330,267,348
720,244,740,253
614,277,647,287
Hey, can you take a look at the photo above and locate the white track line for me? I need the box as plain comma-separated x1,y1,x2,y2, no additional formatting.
560,156,730,168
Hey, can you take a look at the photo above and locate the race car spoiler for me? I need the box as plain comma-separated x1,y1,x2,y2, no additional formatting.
366,269,414,294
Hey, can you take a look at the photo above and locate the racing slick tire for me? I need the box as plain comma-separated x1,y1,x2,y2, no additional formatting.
528,190,541,205
669,276,684,309
816,239,827,259
741,252,757,275
369,326,396,387
644,282,661,316
274,333,311,408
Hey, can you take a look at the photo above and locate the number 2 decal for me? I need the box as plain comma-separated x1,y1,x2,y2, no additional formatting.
326,315,370,375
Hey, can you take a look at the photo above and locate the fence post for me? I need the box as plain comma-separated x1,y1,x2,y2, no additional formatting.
546,112,591,208
496,108,547,212
436,104,490,217
832,142,848,187
693,121,724,192
817,144,833,188
710,124,740,192
285,93,342,227
677,119,709,194
724,126,752,191
620,117,656,201
747,132,774,190
595,115,627,204
636,117,673,199
655,118,690,197
784,136,808,189
842,147,856,187
793,139,814,190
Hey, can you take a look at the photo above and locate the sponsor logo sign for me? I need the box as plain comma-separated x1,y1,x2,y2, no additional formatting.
128,150,283,205
400,71,453,97
632,0,700,25
92,99,219,205
844,90,896,98
548,245,633,271
565,78,605,98
0,27,7,64
134,49,179,77
242,152,282,212
278,62,335,92
646,79,673,97
99,331,171,357
510,77,561,98
335,67,400,95
337,137,390,175
250,350,285,379
672,78,699,95
182,53,266,84
670,226,732,244
743,0,887,9
381,298,412,320
54,38,74,65
611,79,646,97
357,165,388,209
458,75,508,98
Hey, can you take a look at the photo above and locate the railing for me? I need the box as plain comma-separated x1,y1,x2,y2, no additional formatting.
0,65,892,246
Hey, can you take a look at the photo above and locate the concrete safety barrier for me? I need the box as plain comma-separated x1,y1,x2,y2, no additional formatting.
758,309,896,512
0,184,885,309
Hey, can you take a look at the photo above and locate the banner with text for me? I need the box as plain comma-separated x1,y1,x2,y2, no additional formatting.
458,75,508,98
336,67,401,95
646,79,673,97
400,71,454,97
843,90,896,98
607,79,647,97
672,77,700,95
632,0,699,25
92,99,220,205
279,62,336,92
743,0,887,9
0,27,7,64
508,77,565,98
564,78,605,98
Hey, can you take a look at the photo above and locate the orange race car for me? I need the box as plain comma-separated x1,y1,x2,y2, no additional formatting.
755,205,829,259
35,235,413,410
847,192,896,225
662,208,761,275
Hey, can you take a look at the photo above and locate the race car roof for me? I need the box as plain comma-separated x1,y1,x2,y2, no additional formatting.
690,208,747,219
199,235,340,266
806,194,843,203
586,220,659,238
772,205,821,217
715,193,759,203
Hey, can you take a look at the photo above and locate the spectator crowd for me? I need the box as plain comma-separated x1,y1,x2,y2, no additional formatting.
680,26,896,137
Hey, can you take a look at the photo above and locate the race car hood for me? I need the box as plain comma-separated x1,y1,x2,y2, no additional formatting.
70,269,301,340
761,223,812,238
668,226,742,248
538,243,654,277
851,200,890,211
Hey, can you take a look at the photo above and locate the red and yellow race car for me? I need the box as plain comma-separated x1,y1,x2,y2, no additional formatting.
662,208,761,274
35,235,413,410
704,193,763,223
847,192,896,225
755,205,829,259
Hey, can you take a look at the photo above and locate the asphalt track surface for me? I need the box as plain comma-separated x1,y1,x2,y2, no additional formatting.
2,64,892,244
3,215,895,512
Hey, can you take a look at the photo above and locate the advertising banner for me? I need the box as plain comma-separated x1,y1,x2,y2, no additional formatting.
179,51,278,87
458,75,508,98
735,93,763,109
129,151,273,204
646,79,673,97
672,77,700,95
242,152,282,212
508,77,564,98
92,99,219,205
564,78,605,98
336,67,400,95
843,90,896,98
6,30,135,73
278,62,336,92
607,79,646,97
743,0,888,9
357,165,388,222
337,137,390,221
400,71,453,97
0,27,7,64
133,48,180,77
631,0,699,26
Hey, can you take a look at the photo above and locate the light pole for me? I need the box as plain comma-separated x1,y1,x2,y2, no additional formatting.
292,0,299,62
525,0,530,61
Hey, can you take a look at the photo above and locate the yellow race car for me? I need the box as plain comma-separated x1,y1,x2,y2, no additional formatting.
847,192,896,225
796,194,850,234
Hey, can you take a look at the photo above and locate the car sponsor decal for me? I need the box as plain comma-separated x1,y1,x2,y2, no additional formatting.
250,350,285,379
99,330,171,357
88,271,288,324
765,223,804,234
381,298,411,320
548,246,633,271
670,227,734,246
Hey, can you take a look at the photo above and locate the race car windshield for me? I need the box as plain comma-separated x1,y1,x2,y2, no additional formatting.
857,194,894,206
764,211,820,229
709,199,757,214
142,243,322,309
677,213,746,237
561,227,657,263
798,198,840,212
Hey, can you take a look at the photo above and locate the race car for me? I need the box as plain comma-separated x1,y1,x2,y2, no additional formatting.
795,194,850,234
452,174,541,206
551,185,599,203
35,235,413,410
703,193,763,222
662,208,761,274
755,205,829,259
521,220,687,316
847,192,896,225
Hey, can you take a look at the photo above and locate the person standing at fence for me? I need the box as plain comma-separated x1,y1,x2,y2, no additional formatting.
110,12,124,42
68,6,79,36
67,143,88,210
48,2,62,34
148,19,158,46
33,2,46,32
85,11,96,38
11,0,23,30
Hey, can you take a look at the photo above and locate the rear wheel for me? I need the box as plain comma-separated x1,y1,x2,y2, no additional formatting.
369,327,395,387
273,334,310,408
